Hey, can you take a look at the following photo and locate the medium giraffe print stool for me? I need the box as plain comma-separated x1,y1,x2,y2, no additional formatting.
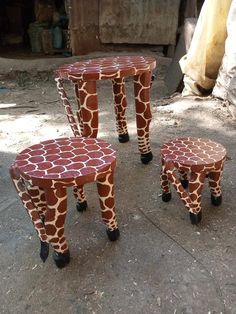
55,55,156,164
9,137,119,268
160,137,227,224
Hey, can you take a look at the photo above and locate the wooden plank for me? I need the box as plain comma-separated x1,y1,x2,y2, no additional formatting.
99,0,181,45
69,0,102,55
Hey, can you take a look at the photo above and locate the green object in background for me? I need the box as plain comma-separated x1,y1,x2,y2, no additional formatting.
28,22,48,53
52,26,63,49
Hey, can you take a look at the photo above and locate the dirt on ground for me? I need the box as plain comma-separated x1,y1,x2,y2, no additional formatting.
0,53,236,314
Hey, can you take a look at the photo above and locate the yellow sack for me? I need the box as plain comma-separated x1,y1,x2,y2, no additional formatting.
180,0,232,95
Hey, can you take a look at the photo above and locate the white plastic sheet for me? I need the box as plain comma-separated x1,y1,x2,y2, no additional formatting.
213,0,236,107
180,0,232,96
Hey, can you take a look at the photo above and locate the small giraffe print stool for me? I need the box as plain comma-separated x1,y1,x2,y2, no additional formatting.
160,137,227,224
9,137,119,268
55,55,156,164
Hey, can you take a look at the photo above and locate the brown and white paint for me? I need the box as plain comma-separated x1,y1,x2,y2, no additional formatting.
56,56,156,161
160,137,226,215
9,137,119,264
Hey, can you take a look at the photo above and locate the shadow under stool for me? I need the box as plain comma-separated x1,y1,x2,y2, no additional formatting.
160,137,227,224
9,137,119,268
55,55,156,164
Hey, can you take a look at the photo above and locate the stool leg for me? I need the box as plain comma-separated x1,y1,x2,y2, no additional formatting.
179,169,189,189
27,185,49,262
78,80,99,138
134,71,153,164
112,78,129,143
164,162,198,223
73,185,88,212
188,172,206,224
160,161,171,202
55,77,80,137
97,172,120,241
9,166,49,261
44,187,70,268
208,165,224,206
26,185,50,261
73,82,84,134
27,185,47,219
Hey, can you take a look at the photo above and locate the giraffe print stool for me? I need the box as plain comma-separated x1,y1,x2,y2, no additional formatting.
9,137,119,268
55,55,156,164
160,137,227,224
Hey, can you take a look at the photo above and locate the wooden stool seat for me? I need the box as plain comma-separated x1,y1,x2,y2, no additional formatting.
9,137,119,268
160,137,227,224
55,55,156,164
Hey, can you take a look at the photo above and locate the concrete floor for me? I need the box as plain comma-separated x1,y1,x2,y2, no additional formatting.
0,53,236,314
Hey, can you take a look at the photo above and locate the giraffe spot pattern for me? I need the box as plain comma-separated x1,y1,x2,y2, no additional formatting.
56,56,156,155
56,56,156,81
10,137,118,256
161,137,226,167
15,137,116,186
160,137,226,214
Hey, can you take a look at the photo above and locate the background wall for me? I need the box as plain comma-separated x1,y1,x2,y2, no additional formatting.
69,0,181,55
99,0,180,45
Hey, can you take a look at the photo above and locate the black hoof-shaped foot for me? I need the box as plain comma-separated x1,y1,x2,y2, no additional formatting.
141,152,153,164
211,194,222,206
180,179,189,189
118,133,129,143
53,250,70,268
76,200,88,212
40,241,49,262
189,211,202,225
162,192,172,202
106,228,120,241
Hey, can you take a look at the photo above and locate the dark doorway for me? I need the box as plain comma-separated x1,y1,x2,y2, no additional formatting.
0,0,69,58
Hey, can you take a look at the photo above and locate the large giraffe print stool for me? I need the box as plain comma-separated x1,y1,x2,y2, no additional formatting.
55,55,156,164
160,137,227,224
9,137,119,268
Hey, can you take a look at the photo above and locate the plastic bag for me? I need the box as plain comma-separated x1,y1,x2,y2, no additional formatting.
179,0,232,96
213,0,236,106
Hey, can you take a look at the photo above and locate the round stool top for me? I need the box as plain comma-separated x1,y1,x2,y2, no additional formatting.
161,137,226,168
56,55,156,81
14,137,116,187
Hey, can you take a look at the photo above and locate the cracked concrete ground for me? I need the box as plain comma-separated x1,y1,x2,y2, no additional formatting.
0,53,236,314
